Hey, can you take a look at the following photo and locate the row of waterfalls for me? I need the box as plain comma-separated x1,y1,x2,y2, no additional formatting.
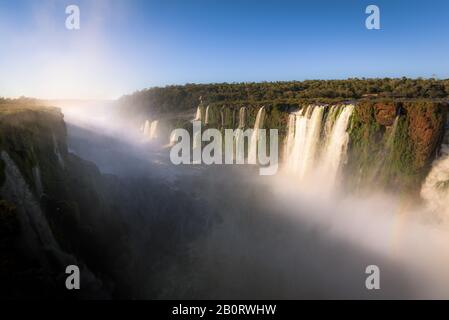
141,119,159,140
140,104,449,216
192,105,265,164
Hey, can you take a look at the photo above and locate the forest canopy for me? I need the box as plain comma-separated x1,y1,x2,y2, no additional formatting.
116,78,449,117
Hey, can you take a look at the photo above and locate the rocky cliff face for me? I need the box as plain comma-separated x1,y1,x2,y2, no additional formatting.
0,104,208,299
0,105,113,299
347,100,447,194
169,99,447,194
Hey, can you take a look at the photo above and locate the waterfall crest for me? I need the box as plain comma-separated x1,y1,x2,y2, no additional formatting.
248,107,266,164
239,107,247,128
319,104,354,187
194,106,202,121
284,104,354,187
205,106,210,125
143,120,159,140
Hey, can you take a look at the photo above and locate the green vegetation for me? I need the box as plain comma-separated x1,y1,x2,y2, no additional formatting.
117,78,449,119
347,100,448,193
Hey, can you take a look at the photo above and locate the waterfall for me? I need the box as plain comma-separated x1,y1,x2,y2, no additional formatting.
370,116,400,181
194,106,202,121
286,106,324,179
421,133,449,217
169,131,178,146
386,116,400,150
148,120,158,139
248,107,266,164
143,120,158,140
239,107,247,128
318,104,354,187
300,106,324,178
284,104,354,187
205,106,210,125
284,114,296,161
323,105,339,145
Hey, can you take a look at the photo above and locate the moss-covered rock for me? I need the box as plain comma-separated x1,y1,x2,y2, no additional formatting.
347,99,448,194
404,101,447,169
374,101,398,126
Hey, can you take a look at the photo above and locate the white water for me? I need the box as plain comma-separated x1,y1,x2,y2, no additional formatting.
205,105,210,125
286,106,324,179
318,104,354,188
169,131,178,146
421,143,449,219
233,107,248,162
248,107,266,164
283,114,296,161
149,120,158,139
285,104,354,188
142,120,159,140
194,106,202,121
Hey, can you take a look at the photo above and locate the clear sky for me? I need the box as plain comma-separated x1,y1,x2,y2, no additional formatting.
1,0,449,99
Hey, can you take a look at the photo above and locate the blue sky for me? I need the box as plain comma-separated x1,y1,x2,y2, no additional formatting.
1,0,448,99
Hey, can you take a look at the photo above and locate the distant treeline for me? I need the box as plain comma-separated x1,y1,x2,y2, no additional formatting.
117,78,449,117
0,97,40,105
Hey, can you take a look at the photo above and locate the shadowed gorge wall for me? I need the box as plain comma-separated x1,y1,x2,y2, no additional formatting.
0,106,120,298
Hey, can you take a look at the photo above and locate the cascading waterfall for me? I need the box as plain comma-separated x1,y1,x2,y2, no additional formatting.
142,120,158,140
284,114,296,161
318,104,354,187
386,116,400,149
323,105,339,145
194,106,202,121
248,107,266,164
285,104,354,188
148,120,158,139
169,131,178,146
233,107,248,161
205,105,210,125
287,109,307,172
300,106,324,178
286,106,324,179
370,116,400,181
421,130,449,217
